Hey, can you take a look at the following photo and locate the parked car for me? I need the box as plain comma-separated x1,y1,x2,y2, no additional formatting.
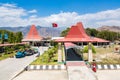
25,49,36,56
15,51,26,58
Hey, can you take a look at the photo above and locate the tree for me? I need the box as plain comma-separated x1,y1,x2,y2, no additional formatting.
8,32,15,43
86,28,99,37
60,27,70,37
15,32,23,43
97,30,119,41
1,33,4,44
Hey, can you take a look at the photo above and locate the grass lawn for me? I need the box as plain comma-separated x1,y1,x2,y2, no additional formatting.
31,59,58,65
31,55,58,65
83,44,120,64
96,47,113,54
0,52,15,61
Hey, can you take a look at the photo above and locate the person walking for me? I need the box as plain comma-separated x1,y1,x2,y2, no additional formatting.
91,60,97,72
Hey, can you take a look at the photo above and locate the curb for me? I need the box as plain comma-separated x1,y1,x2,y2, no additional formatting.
10,68,26,80
96,64,120,70
26,65,66,70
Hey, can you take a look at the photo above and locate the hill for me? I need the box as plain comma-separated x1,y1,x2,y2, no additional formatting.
97,26,120,32
0,26,62,37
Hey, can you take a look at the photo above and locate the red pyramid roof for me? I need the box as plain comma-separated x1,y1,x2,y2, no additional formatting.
22,25,43,41
56,22,109,42
66,22,89,38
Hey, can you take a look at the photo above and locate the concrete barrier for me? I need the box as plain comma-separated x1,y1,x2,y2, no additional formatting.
96,64,120,70
26,64,66,70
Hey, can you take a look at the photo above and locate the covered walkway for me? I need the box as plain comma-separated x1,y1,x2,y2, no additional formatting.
66,48,82,61
64,42,97,80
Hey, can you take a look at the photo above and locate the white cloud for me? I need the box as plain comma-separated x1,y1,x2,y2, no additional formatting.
0,4,26,17
0,3,16,8
28,9,37,13
0,3,120,28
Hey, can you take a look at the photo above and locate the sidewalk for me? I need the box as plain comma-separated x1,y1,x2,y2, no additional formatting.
13,70,68,80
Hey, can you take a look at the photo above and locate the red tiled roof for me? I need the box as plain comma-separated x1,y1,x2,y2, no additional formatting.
93,37,109,42
66,22,89,38
56,22,110,42
22,25,43,41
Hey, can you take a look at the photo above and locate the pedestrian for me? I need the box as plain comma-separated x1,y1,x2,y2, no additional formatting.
91,59,97,72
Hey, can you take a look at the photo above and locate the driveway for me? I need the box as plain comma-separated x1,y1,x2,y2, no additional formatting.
0,47,48,80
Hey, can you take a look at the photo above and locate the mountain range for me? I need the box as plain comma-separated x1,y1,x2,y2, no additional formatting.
0,26,62,37
0,25,119,37
97,26,120,32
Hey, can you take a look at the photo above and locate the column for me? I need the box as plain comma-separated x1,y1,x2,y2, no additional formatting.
58,42,62,63
88,42,93,62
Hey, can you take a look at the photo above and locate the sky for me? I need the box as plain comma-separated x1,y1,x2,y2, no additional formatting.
0,0,120,28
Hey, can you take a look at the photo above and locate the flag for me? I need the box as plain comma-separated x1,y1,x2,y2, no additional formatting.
52,23,58,27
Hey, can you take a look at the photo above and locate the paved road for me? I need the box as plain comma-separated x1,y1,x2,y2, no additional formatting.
0,55,36,80
96,70,120,80
13,70,68,80
0,47,48,80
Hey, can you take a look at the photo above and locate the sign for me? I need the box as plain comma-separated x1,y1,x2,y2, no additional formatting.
0,34,2,39
4,33,8,39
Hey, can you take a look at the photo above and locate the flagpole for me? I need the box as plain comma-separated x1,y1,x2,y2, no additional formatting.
52,23,58,46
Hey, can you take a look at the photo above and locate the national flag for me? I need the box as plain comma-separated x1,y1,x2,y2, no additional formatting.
52,23,58,27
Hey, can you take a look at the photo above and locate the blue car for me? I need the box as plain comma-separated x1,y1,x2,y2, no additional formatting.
15,51,26,58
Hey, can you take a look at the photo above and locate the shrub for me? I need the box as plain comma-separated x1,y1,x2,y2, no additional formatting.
83,44,96,53
40,46,58,63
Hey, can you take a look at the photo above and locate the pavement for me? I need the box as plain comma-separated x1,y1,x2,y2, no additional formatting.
0,55,37,80
0,47,48,80
96,70,120,80
67,61,97,80
13,69,120,80
13,70,68,80
66,48,97,80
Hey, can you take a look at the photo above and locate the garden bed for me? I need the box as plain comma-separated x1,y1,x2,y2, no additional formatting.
31,46,58,65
